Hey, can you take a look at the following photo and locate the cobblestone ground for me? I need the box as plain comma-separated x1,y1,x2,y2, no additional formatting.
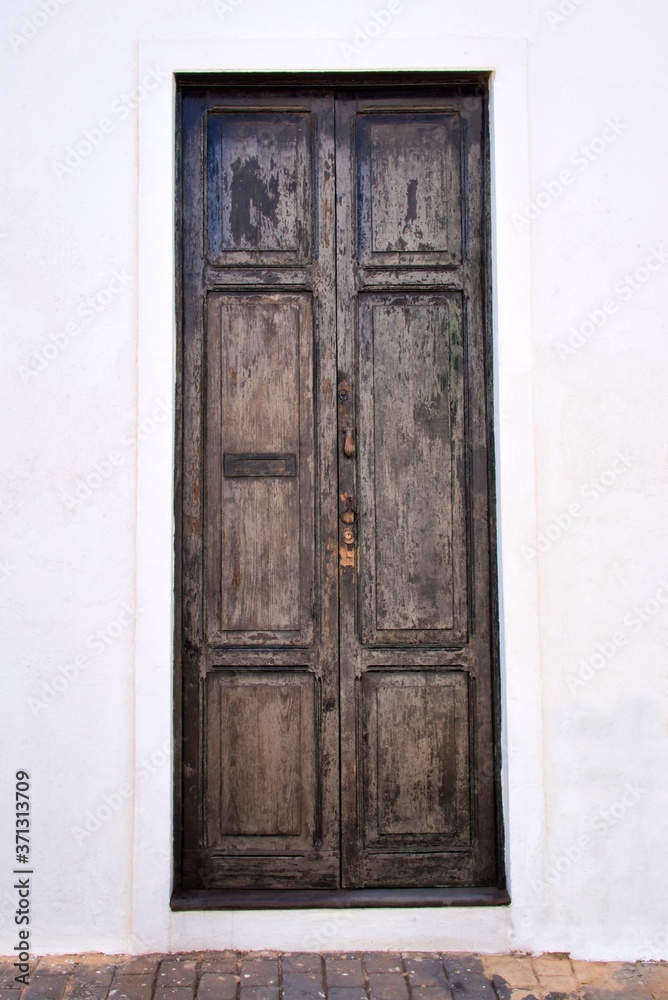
1,953,667,1000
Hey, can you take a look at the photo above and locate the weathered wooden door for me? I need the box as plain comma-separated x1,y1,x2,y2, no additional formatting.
175,75,505,906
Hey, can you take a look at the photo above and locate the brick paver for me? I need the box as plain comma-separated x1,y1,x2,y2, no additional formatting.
443,955,495,997
197,973,238,1000
157,962,198,989
410,988,453,1000
154,988,195,1000
368,971,410,999
115,959,162,978
323,958,364,990
326,991,366,1000
31,960,77,975
282,972,324,1000
200,956,238,977
281,958,322,977
239,959,279,988
238,989,279,1000
21,975,68,1000
0,951,663,1000
403,955,448,989
482,957,538,991
363,956,403,975
67,963,117,1000
533,955,578,996
108,973,155,1000
0,966,19,990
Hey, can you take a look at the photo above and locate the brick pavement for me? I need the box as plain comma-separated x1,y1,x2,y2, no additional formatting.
0,953,666,1000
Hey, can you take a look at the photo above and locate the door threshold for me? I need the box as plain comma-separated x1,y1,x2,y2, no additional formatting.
171,887,510,910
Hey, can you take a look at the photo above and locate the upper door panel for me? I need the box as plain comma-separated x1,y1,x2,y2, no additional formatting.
357,111,463,266
206,110,313,266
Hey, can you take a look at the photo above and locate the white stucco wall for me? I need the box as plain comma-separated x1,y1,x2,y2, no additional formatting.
2,0,667,962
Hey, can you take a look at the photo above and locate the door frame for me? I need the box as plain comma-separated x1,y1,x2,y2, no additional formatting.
172,71,505,910
134,36,542,950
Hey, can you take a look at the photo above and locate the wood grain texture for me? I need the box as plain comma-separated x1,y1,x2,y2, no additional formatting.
205,671,315,849
362,671,471,849
357,294,468,643
179,87,208,895
358,113,462,265
177,87,339,894
205,292,311,637
337,88,497,890
207,111,311,264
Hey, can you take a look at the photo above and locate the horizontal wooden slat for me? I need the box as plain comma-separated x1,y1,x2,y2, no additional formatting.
182,850,339,890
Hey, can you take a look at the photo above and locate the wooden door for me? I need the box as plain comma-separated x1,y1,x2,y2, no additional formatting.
175,75,504,906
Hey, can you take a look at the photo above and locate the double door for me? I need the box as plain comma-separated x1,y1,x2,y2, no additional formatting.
175,76,503,902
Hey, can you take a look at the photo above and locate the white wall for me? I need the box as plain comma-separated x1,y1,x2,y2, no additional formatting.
2,0,667,962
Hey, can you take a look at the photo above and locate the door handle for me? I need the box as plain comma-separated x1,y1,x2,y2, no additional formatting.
343,426,355,458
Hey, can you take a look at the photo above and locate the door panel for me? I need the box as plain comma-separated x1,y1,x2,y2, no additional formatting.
357,293,467,645
205,291,315,644
205,670,317,848
357,112,462,265
176,78,502,902
362,671,471,848
206,110,312,264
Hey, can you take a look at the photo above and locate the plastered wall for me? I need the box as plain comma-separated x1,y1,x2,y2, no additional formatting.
2,0,668,961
